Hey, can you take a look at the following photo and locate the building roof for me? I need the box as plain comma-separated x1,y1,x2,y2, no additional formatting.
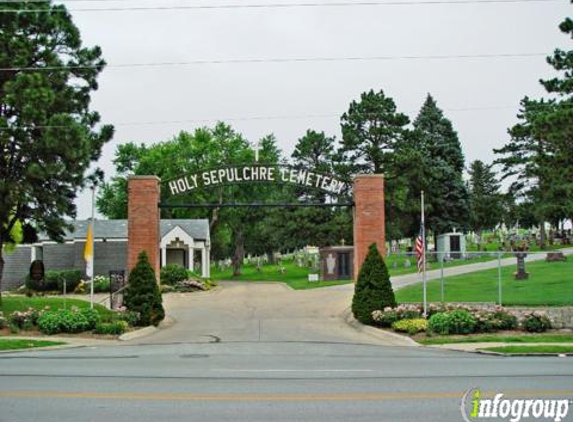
38,219,209,242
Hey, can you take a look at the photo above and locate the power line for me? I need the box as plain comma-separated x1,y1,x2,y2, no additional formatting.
0,52,547,72
0,106,528,131
0,0,562,12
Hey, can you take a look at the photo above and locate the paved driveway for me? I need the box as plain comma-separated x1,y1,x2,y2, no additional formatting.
136,282,409,346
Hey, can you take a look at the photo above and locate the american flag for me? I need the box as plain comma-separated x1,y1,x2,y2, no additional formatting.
415,222,425,273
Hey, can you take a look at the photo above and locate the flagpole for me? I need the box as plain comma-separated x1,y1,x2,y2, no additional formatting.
421,190,427,317
90,185,95,309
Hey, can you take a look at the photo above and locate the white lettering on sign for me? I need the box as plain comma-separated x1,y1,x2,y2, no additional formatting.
167,166,348,196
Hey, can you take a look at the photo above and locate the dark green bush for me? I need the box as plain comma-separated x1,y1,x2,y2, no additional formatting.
94,321,128,335
124,251,165,327
37,308,92,334
57,270,83,293
26,269,82,293
160,264,190,285
80,308,101,330
37,312,62,335
428,310,477,335
57,309,89,333
352,243,396,325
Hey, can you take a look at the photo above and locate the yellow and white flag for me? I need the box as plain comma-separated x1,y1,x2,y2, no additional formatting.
84,224,94,277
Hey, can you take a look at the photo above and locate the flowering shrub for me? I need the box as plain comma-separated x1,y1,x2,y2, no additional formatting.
372,304,422,327
9,308,41,331
175,279,207,292
392,318,427,335
473,307,518,333
521,312,552,333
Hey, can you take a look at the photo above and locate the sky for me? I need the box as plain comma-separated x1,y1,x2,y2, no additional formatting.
66,0,572,219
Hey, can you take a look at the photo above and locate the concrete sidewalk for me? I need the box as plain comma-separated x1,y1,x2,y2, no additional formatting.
391,247,573,290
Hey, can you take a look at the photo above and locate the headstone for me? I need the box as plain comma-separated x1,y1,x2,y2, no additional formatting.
515,252,529,280
308,274,319,283
403,259,411,268
546,252,567,262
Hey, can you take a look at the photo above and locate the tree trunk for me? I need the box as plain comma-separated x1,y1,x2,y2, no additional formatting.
266,251,276,265
232,231,245,276
539,222,547,250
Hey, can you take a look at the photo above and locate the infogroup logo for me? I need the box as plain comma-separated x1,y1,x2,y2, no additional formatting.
460,388,571,422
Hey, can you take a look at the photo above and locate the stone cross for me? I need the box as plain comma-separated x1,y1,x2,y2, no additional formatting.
252,141,262,162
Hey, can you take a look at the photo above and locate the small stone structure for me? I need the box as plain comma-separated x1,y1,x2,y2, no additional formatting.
319,246,354,281
546,252,567,262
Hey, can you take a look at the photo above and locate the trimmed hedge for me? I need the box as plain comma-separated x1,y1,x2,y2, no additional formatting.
160,264,190,286
26,269,82,293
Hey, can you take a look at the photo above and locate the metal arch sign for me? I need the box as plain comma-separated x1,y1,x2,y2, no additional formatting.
164,164,350,197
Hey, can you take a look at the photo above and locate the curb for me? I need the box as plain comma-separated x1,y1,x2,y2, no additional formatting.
118,315,175,341
342,308,421,347
474,349,573,357
119,326,157,341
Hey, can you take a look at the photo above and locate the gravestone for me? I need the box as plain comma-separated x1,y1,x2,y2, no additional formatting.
515,252,529,280
546,252,567,262
403,259,411,268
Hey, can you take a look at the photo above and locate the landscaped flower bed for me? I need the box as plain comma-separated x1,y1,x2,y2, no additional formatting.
372,304,553,338
0,302,140,338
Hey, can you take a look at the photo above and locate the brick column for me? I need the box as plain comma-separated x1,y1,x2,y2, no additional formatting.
353,174,386,280
128,176,160,281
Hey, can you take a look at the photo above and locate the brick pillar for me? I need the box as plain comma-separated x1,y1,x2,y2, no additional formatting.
128,176,160,281
353,174,386,280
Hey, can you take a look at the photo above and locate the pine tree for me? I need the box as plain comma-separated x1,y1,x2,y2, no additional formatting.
495,18,573,240
468,160,503,245
0,1,113,296
352,243,396,325
412,94,470,237
124,251,165,327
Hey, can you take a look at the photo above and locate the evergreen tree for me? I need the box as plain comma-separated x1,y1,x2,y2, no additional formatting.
468,160,503,246
340,89,410,174
352,243,396,325
412,94,470,237
339,89,411,241
0,1,114,296
124,251,165,327
495,18,573,243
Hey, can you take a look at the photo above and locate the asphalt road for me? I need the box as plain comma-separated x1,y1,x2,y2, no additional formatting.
0,341,572,422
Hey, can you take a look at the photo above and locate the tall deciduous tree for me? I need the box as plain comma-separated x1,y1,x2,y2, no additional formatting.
0,2,113,295
495,18,573,245
468,160,503,246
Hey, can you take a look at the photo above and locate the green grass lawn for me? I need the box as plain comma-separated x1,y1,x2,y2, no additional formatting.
0,296,113,318
0,338,66,351
396,260,573,306
419,333,573,345
481,345,573,354
210,261,352,290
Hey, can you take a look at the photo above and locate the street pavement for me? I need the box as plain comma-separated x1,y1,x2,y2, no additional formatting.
0,341,572,422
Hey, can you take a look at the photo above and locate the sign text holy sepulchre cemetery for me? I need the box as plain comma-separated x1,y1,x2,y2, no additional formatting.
167,165,347,197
